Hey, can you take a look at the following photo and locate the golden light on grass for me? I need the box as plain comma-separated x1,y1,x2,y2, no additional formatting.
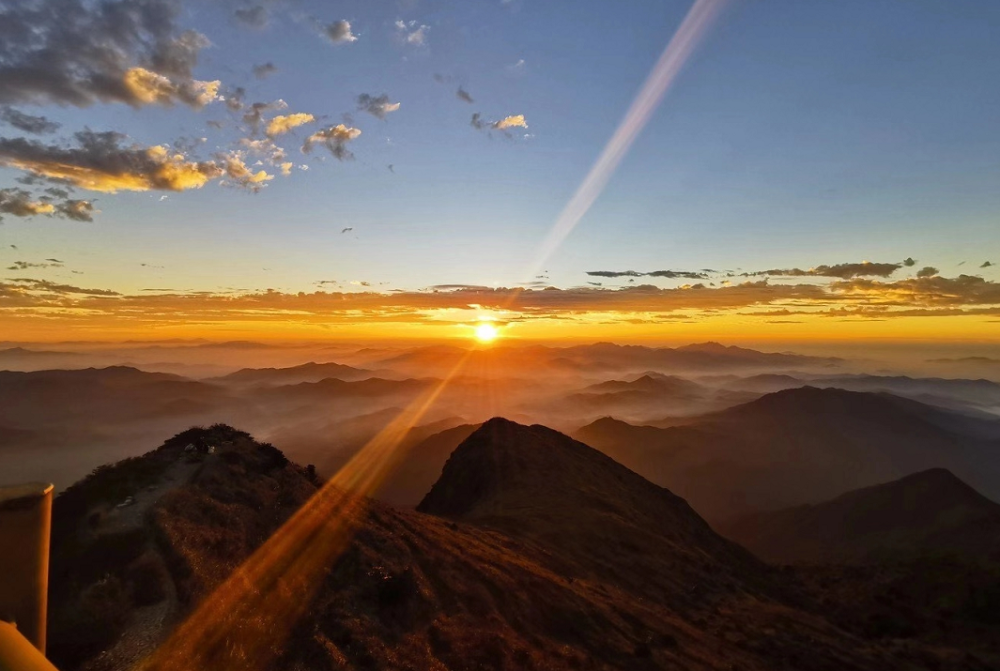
474,322,499,343
142,351,474,671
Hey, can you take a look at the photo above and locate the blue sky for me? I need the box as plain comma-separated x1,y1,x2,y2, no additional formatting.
1,0,999,342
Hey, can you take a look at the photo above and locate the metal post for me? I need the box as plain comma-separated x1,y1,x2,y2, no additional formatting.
0,483,54,655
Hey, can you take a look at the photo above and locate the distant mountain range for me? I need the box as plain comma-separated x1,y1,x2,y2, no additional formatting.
207,361,377,385
372,341,843,377
718,468,1000,564
575,386,1000,521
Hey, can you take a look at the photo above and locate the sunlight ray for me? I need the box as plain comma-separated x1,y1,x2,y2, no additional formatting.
527,0,730,278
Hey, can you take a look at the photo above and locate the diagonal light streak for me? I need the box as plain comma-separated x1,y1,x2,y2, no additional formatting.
527,0,729,279
143,351,473,671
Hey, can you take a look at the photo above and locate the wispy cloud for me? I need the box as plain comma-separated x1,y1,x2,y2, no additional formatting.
302,124,362,160
0,107,61,135
233,5,268,29
395,20,429,46
746,261,902,279
357,94,401,120
587,269,709,280
219,152,273,192
7,260,64,271
252,62,278,80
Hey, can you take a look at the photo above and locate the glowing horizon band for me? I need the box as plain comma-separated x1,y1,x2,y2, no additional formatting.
528,0,728,277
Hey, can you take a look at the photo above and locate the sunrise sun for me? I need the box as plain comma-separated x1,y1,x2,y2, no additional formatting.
474,322,499,343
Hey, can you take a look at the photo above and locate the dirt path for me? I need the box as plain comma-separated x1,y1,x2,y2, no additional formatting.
95,456,205,535
84,453,214,671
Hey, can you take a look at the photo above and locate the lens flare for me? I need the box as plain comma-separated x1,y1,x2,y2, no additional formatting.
143,352,473,671
528,0,729,277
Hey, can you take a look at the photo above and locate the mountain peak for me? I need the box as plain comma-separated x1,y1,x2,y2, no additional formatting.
418,417,765,598
417,416,696,523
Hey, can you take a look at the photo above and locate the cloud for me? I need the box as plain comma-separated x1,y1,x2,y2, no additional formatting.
586,270,709,280
0,189,55,218
0,187,94,222
492,115,528,130
7,260,63,271
233,5,268,29
238,137,287,173
5,270,1000,332
252,62,278,79
357,94,400,120
833,274,1000,307
302,124,362,160
915,266,938,278
324,20,358,44
395,20,429,46
219,153,273,192
265,113,315,137
5,278,119,296
122,66,220,108
456,87,474,104
0,131,223,193
242,99,288,135
749,261,901,279
0,0,218,109
0,107,61,134
471,113,529,133
506,59,526,75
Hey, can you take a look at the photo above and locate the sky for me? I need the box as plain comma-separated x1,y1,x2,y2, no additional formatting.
1,0,999,343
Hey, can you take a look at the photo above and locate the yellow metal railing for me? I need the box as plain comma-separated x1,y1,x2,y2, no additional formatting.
0,483,59,671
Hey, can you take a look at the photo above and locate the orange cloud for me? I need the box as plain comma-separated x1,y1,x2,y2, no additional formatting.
265,113,315,137
123,67,220,108
492,114,527,130
0,132,223,193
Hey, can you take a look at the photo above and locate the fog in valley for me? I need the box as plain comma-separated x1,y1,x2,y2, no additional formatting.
4,338,999,527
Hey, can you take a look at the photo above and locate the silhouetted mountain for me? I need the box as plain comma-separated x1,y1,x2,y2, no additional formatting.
0,346,86,370
251,376,433,403
43,422,1000,670
558,341,841,372
724,373,1000,415
585,373,705,395
0,367,232,426
563,372,755,423
576,387,1000,522
419,418,764,591
209,361,375,386
719,469,1000,564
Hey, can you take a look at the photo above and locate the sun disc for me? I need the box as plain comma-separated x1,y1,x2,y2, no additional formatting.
474,322,498,343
